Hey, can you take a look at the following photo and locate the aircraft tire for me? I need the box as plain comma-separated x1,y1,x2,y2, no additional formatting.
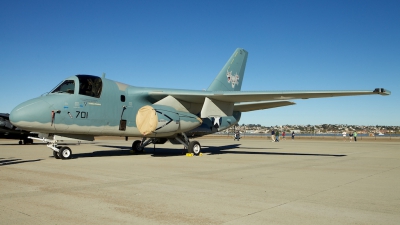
19,140,22,145
132,140,143,152
53,150,61,159
188,141,201,156
59,146,72,160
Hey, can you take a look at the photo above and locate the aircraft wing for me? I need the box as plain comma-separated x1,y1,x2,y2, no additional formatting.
148,88,390,104
234,101,295,112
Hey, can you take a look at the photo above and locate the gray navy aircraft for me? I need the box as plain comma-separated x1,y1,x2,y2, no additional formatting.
9,48,390,159
0,113,36,144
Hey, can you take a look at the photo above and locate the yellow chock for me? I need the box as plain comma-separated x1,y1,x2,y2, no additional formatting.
130,150,135,154
186,153,194,157
199,153,203,156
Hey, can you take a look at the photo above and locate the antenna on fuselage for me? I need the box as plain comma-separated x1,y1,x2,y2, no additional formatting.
102,73,106,78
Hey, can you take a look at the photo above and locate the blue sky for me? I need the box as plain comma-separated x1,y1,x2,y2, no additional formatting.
1,0,399,126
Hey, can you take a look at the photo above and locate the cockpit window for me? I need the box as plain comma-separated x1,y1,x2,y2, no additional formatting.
51,80,75,94
77,75,102,98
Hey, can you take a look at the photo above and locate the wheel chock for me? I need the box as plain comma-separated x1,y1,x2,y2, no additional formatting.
186,153,203,157
130,150,135,154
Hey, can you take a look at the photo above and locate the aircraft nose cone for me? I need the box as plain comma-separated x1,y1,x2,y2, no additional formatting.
10,98,51,129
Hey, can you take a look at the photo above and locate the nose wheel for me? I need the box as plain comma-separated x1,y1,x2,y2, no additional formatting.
53,149,61,159
53,146,72,160
59,146,72,159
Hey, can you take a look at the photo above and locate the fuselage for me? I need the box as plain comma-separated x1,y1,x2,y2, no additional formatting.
10,75,240,138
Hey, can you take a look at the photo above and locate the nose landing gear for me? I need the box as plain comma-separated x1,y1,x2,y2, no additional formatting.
58,146,72,159
30,136,73,160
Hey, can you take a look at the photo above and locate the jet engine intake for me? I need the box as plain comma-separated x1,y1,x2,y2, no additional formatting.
136,105,202,136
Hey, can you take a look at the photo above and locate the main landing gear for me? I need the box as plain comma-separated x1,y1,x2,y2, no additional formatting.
131,133,202,156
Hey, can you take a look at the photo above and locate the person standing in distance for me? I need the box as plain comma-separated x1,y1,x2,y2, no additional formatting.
275,130,280,142
271,130,275,142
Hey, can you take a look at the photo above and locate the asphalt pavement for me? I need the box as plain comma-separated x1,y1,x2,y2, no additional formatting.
1,138,399,224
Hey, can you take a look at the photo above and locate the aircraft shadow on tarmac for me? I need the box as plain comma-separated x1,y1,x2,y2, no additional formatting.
0,158,43,166
0,142,94,146
0,143,46,146
64,144,346,159
201,145,346,157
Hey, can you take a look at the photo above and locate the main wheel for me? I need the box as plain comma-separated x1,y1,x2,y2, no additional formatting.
132,140,143,152
59,146,72,160
188,141,201,156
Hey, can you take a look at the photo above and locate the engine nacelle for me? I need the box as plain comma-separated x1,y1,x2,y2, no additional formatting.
136,105,202,136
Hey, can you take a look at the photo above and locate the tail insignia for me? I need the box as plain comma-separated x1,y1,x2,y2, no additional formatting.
226,70,240,88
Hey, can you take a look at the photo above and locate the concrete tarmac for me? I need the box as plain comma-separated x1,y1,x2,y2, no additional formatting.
1,138,399,224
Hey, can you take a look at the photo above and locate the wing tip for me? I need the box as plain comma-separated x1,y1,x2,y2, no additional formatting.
373,88,391,96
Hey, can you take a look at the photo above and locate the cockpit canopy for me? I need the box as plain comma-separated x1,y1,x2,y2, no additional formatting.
50,75,103,98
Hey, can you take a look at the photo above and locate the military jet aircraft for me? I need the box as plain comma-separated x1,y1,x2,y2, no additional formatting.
0,113,36,144
9,48,390,159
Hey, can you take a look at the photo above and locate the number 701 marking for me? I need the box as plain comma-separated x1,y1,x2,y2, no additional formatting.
76,111,88,118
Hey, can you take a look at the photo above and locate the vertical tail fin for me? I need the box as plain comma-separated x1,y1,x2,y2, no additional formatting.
207,48,248,92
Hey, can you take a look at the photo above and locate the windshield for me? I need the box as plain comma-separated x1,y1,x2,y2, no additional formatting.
51,80,75,94
77,75,102,98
